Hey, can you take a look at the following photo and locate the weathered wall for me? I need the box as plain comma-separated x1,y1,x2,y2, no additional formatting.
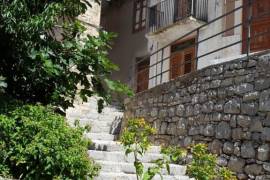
101,0,148,88
124,54,270,179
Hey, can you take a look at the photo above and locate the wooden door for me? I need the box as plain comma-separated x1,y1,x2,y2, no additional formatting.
137,59,149,92
170,52,184,79
243,0,270,52
170,42,195,80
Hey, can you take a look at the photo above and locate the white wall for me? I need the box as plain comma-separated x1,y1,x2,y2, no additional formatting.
197,0,243,69
147,0,243,88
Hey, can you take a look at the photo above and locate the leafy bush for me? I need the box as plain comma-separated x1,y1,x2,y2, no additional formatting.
0,105,100,179
187,144,236,180
0,0,133,111
121,118,157,180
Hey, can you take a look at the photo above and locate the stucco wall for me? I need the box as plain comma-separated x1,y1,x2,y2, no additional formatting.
124,53,270,179
78,0,101,36
147,0,243,88
101,0,148,88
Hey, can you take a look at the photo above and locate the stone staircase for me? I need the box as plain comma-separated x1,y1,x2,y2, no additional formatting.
66,99,190,180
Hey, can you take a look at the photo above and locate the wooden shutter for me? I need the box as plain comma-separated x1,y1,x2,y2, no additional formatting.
242,0,270,52
170,39,196,80
137,59,149,92
170,52,183,79
184,50,194,74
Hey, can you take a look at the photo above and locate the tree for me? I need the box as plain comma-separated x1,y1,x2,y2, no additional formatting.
0,0,132,111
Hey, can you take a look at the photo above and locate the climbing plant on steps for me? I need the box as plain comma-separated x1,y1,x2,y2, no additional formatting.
120,118,185,180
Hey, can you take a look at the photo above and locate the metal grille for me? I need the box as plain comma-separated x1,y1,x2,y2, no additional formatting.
147,0,208,33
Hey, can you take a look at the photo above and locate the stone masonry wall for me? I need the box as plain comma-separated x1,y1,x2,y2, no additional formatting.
124,54,270,179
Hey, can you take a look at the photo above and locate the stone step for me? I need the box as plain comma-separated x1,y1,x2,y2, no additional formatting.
90,140,161,153
85,133,115,141
90,127,111,133
97,161,187,176
88,150,163,163
95,172,191,180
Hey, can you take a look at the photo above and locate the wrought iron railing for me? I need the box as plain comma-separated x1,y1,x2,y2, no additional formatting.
147,0,208,33
135,0,270,93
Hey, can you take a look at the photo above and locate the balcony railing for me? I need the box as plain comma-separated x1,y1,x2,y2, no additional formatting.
136,0,270,93
147,0,208,33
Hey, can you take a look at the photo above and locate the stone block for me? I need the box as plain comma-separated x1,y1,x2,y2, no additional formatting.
210,80,221,89
224,99,241,114
262,128,270,142
235,83,254,95
263,163,270,172
241,102,258,116
176,118,187,136
223,142,234,155
215,122,231,139
241,141,255,159
150,108,158,117
167,123,177,135
203,124,215,137
210,139,223,155
243,91,259,102
237,115,251,128
228,156,245,173
202,101,214,113
232,128,243,140
244,164,263,176
217,156,228,166
255,78,270,91
176,105,185,117
259,90,270,112
250,118,263,133
258,144,270,161
188,127,200,136
168,107,175,117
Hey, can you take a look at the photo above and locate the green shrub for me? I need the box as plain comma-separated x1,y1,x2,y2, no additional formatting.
161,146,187,164
0,105,100,179
187,144,236,180
121,118,157,180
120,118,188,180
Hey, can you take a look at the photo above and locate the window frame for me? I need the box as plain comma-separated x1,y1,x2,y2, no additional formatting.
132,0,147,33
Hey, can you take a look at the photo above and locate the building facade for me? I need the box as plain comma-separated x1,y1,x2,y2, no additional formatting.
101,0,148,87
102,0,270,93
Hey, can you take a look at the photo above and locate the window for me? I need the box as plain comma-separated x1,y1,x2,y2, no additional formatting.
133,0,147,32
223,0,235,36
170,39,195,80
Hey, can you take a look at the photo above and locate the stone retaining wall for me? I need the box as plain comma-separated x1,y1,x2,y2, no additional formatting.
124,54,270,179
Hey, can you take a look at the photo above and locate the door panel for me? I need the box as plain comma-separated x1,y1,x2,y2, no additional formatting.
243,0,270,52
137,60,149,92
